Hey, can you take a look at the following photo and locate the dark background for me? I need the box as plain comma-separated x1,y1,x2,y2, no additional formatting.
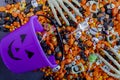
0,0,44,80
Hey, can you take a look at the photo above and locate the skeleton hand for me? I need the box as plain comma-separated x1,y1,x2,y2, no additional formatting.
48,0,83,26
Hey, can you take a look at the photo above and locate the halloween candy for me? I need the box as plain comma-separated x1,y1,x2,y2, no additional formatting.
0,0,120,80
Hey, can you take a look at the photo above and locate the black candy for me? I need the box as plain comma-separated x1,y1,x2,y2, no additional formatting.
116,40,120,45
92,13,97,18
34,5,43,13
42,76,54,80
24,4,33,14
0,26,9,32
0,12,7,18
109,21,114,27
0,19,5,25
78,43,85,51
75,77,86,80
25,0,31,5
106,9,112,15
80,51,88,61
5,0,16,4
55,46,60,53
37,34,42,41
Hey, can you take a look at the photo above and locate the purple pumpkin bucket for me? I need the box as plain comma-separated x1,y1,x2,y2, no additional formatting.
0,16,60,73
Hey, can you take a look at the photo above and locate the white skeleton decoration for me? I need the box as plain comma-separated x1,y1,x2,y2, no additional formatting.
71,63,85,74
48,0,83,26
31,0,38,8
107,32,120,44
66,17,90,38
96,47,120,79
86,1,99,13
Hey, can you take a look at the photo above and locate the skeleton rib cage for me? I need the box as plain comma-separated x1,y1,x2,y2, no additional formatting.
97,47,120,79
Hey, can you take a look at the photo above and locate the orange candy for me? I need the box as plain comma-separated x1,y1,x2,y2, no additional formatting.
86,40,93,47
116,13,120,21
64,59,72,64
6,4,11,10
0,7,6,12
106,77,116,80
112,8,119,16
12,12,18,17
47,42,54,51
57,52,62,58
64,44,70,52
101,7,105,13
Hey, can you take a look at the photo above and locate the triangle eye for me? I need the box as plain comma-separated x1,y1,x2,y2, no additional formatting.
25,50,34,59
20,34,27,43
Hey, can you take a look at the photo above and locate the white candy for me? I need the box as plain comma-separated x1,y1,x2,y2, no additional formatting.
71,61,76,66
108,26,113,31
98,24,103,32
63,39,67,44
86,1,99,13
52,65,60,72
107,32,120,44
62,56,65,60
92,37,99,44
98,36,103,40
110,28,115,33
75,31,81,39
68,18,89,37
31,0,38,8
107,4,115,9
68,64,72,67
71,63,84,74
89,28,98,35
118,6,120,9
77,20,89,32
65,64,70,68
75,55,81,60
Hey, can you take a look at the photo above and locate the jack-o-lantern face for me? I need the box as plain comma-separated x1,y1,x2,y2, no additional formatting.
8,34,34,60
0,16,52,73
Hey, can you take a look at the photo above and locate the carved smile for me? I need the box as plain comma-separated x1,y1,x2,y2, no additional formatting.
8,40,21,60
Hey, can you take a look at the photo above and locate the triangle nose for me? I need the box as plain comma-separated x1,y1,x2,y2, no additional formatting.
15,48,20,52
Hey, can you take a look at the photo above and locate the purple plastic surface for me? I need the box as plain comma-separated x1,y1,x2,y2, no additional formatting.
0,16,58,73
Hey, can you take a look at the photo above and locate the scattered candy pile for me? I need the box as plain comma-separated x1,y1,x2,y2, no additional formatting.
1,0,120,80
